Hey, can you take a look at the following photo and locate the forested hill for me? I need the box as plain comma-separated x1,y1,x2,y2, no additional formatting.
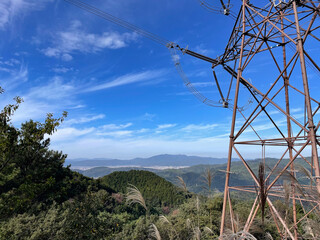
78,157,313,194
100,170,187,207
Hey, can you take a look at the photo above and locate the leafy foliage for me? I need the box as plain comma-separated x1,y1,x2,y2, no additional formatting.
100,170,187,207
0,106,106,219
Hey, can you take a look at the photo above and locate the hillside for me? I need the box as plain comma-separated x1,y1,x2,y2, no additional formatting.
78,157,312,194
158,157,313,193
100,170,187,207
76,166,152,178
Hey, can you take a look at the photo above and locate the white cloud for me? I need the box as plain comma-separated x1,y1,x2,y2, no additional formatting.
95,123,134,138
3,68,165,124
42,47,60,58
61,53,73,61
192,82,215,87
136,128,149,133
194,43,215,56
268,107,303,116
52,66,73,73
0,67,12,73
68,104,86,109
6,76,78,124
65,114,105,125
42,20,138,60
157,124,176,129
50,127,95,141
27,76,75,101
97,130,133,138
181,123,218,132
85,70,167,92
101,123,132,130
0,58,20,66
0,0,52,29
0,64,28,90
11,98,52,123
0,2,10,29
291,108,303,113
141,113,156,121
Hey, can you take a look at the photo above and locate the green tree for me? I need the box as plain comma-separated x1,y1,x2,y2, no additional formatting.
0,90,99,219
0,93,22,188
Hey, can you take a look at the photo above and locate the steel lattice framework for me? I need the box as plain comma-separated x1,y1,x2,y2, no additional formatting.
215,1,320,239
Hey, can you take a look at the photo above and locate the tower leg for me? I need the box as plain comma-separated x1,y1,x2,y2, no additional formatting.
293,0,320,194
220,1,247,237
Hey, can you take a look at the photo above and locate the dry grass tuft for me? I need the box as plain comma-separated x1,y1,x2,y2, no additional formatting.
201,167,214,195
177,176,188,192
221,230,257,240
203,226,213,234
126,184,147,211
193,226,201,240
149,223,161,240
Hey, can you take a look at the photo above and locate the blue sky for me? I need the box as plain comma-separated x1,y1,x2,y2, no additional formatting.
1,0,319,160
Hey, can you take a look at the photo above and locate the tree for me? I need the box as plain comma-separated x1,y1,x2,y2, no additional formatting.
0,89,72,217
0,91,22,187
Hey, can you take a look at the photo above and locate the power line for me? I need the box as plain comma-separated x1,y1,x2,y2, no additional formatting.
64,0,169,46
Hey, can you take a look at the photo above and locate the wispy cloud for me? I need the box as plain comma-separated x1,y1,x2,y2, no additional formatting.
51,123,134,141
65,114,105,125
0,58,20,66
6,76,79,124
101,123,132,130
191,82,215,87
194,43,215,56
67,104,86,109
141,113,156,121
181,123,218,132
51,66,74,73
27,76,75,101
49,127,95,141
97,130,133,138
0,0,52,29
10,98,53,123
0,64,28,90
41,20,138,61
3,67,166,124
268,107,303,116
157,124,176,129
85,70,167,92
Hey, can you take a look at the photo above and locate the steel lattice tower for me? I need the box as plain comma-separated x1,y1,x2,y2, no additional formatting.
216,1,320,239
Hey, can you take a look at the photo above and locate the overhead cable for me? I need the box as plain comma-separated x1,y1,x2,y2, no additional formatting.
64,0,169,46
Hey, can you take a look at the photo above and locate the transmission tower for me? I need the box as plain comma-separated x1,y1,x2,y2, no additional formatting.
64,0,320,238
212,1,320,239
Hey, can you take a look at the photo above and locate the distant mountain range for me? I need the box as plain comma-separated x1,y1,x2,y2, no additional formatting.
65,154,235,169
73,157,312,194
